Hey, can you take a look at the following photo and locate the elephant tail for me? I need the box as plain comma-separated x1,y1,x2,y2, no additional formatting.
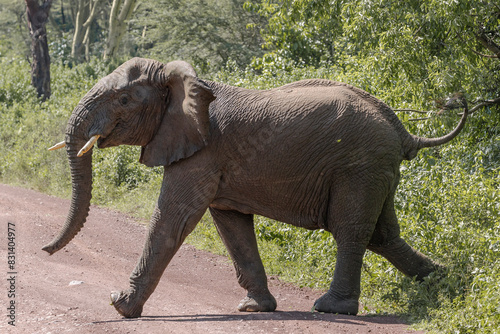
403,95,468,160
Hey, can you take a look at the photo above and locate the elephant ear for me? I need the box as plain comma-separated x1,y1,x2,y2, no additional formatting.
140,61,215,167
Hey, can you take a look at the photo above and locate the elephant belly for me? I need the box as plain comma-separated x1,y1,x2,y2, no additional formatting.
210,175,331,230
210,138,401,231
209,87,404,229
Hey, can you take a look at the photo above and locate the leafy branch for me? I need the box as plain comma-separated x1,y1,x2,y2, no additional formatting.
475,29,500,59
469,96,500,113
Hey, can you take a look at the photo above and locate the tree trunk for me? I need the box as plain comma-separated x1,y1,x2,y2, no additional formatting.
104,0,137,59
71,0,88,60
25,0,53,101
83,0,101,60
71,0,100,61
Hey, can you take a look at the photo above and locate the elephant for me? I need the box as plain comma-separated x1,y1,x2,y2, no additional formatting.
44,57,468,318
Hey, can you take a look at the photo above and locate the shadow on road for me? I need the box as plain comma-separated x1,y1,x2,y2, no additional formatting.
94,311,407,327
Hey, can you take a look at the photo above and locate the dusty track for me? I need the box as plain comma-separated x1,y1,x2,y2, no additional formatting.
0,184,421,333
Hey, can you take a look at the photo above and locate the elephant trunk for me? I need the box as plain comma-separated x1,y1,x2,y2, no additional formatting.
42,108,95,255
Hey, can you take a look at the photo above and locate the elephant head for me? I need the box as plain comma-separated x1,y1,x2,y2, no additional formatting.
43,58,215,255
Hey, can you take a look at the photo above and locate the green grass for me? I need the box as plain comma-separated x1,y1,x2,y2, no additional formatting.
1,56,499,333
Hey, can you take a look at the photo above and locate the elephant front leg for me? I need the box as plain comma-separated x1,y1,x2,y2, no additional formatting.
210,208,277,312
110,204,205,318
367,194,445,280
313,242,366,315
111,168,219,318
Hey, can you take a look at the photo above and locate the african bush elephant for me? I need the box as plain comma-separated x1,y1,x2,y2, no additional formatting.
44,57,468,318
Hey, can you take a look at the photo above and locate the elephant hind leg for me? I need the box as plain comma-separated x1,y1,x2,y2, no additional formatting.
313,240,367,315
368,237,444,280
314,179,390,316
367,190,444,280
209,208,276,312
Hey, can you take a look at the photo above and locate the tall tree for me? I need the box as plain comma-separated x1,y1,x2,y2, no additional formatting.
104,0,137,59
71,0,101,61
25,0,53,101
133,0,265,70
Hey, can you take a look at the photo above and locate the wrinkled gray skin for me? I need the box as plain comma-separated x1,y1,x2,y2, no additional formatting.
43,58,468,318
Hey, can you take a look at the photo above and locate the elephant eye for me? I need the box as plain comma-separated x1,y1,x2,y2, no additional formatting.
119,94,130,106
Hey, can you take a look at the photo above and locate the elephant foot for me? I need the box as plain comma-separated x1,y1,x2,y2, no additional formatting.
110,290,144,318
313,293,359,315
238,292,277,312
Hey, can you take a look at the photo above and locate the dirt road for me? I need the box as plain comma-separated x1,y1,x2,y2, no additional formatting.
0,184,420,333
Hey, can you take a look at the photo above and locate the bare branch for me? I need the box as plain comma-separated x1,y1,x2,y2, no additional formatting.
476,30,500,59
457,33,498,58
118,0,136,22
492,2,500,13
83,0,100,28
412,23,426,37
401,96,500,120
469,48,499,58
409,117,432,121
394,109,435,114
469,97,500,114
105,0,137,59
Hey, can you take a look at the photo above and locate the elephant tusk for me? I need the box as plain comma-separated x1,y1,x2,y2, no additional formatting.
77,135,100,157
48,141,66,151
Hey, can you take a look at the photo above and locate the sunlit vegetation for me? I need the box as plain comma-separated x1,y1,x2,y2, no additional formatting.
1,1,498,332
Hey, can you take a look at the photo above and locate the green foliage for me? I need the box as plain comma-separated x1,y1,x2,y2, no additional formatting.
255,218,336,288
0,58,72,194
244,0,342,66
1,1,499,331
0,57,163,214
247,0,500,111
1,0,264,69
129,0,265,71
92,145,163,218
186,213,229,256
0,0,30,59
